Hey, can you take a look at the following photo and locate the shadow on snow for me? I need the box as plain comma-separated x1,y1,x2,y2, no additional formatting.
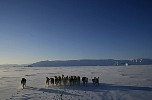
38,88,81,96
58,83,152,92
25,86,81,97
24,83,152,97
100,83,152,91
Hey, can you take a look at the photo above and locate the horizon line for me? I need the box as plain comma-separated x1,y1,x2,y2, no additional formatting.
1,58,151,65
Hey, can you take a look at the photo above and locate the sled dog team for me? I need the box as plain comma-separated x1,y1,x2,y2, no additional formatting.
45,75,99,87
21,75,99,89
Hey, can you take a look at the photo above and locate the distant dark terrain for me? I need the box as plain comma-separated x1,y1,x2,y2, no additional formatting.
27,59,152,67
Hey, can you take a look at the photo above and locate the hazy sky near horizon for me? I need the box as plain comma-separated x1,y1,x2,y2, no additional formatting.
0,0,152,64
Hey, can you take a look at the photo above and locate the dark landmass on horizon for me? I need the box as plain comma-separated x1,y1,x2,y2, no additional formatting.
25,58,152,67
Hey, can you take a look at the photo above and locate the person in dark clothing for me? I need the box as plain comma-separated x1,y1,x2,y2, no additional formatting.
21,78,26,89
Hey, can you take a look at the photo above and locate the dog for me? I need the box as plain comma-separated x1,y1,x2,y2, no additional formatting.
92,77,99,86
82,77,88,86
50,78,55,85
46,77,50,86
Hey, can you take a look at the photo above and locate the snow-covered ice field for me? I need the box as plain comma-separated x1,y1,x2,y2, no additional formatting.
0,65,152,100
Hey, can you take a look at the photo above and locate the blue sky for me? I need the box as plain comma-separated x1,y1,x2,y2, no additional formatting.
0,0,152,64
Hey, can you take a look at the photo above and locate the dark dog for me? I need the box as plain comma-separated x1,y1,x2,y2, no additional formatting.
46,77,50,86
21,78,26,89
82,77,88,86
50,78,55,85
92,77,99,86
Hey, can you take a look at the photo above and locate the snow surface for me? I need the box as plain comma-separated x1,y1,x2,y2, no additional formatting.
0,65,152,100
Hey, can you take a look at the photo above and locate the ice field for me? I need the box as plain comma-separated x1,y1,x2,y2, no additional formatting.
0,65,152,100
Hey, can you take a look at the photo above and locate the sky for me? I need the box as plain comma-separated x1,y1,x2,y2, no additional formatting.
0,0,152,64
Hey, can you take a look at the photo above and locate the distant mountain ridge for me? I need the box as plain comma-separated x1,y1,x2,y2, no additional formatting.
28,58,152,67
